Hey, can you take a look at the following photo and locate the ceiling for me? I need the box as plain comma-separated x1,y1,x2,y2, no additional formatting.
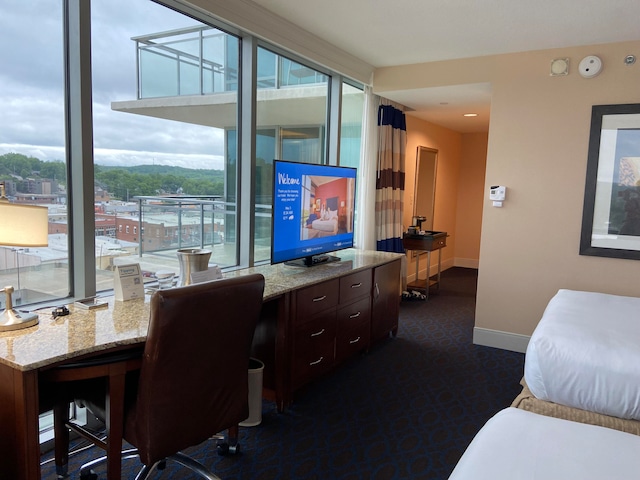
251,0,640,132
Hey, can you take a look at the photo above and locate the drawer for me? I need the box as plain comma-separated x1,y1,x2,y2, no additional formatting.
293,309,336,385
295,278,339,318
335,296,371,363
337,296,371,330
335,321,370,364
339,270,372,304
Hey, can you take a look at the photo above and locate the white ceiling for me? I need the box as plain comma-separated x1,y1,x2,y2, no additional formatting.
251,0,640,132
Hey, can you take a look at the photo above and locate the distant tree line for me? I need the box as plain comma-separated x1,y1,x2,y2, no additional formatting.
0,153,224,200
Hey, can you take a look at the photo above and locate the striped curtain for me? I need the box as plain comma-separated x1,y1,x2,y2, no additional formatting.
375,102,406,253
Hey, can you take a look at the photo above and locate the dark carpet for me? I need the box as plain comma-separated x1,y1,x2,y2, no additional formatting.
41,267,525,479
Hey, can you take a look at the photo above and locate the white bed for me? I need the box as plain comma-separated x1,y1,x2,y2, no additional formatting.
311,217,337,233
524,289,640,420
448,408,640,480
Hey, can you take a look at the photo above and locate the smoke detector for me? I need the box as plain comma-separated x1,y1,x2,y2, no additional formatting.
578,55,602,78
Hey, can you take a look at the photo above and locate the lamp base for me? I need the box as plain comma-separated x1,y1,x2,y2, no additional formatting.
0,308,39,332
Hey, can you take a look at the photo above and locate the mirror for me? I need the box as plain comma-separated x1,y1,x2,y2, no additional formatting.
414,146,438,231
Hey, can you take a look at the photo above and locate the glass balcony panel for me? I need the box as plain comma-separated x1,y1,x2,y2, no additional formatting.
179,61,200,95
140,48,179,97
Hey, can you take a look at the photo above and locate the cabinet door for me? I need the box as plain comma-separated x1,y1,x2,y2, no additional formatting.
371,259,401,343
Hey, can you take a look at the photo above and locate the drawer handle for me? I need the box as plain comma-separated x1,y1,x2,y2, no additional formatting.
349,311,361,319
350,282,362,289
309,356,323,366
312,295,327,302
310,328,325,337
349,336,361,344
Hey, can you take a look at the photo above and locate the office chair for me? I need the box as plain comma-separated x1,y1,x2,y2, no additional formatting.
45,273,265,480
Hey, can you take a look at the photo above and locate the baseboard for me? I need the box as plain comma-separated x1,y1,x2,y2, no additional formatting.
406,256,455,283
473,327,530,353
454,257,479,269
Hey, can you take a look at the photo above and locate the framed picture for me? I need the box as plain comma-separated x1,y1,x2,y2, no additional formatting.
580,103,640,259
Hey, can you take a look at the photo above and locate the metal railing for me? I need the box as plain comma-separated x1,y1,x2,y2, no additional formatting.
132,195,231,255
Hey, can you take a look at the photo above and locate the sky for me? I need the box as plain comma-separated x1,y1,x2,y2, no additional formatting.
0,0,225,170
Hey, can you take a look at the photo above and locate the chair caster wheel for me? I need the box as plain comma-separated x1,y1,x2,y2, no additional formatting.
79,469,98,480
217,441,240,456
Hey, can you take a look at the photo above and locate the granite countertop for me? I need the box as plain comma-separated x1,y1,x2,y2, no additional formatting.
0,249,403,372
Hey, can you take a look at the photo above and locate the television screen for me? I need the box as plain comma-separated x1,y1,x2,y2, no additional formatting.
271,160,357,266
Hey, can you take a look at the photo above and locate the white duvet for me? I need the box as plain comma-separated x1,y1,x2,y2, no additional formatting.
525,289,640,420
448,408,640,480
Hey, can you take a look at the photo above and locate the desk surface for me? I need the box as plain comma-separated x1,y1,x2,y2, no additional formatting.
0,249,403,372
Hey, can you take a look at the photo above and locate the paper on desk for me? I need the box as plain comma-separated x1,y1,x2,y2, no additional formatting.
190,265,223,284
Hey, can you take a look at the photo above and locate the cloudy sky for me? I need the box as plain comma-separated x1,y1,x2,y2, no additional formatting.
0,0,225,170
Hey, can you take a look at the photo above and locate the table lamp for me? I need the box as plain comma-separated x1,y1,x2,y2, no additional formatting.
0,181,49,331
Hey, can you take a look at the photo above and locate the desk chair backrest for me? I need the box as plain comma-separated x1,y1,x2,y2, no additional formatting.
124,274,265,466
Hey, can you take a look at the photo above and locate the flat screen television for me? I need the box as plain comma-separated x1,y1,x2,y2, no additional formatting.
271,160,357,267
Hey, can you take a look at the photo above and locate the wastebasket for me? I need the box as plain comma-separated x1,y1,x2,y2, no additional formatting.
239,358,264,427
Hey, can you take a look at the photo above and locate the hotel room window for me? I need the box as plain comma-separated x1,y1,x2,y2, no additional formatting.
252,47,329,263
1,0,365,310
340,82,365,169
90,0,239,290
0,2,68,307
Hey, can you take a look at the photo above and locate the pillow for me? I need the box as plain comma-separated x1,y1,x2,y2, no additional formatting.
306,213,317,225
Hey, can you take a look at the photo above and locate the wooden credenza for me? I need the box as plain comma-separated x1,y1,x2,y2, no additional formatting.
0,249,402,479
241,249,403,410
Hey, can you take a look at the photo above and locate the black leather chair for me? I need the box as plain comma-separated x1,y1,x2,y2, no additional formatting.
46,274,265,479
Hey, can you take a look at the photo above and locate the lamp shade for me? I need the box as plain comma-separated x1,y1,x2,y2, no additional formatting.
0,203,49,247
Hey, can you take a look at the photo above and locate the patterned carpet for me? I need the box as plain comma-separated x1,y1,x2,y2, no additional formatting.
41,267,525,479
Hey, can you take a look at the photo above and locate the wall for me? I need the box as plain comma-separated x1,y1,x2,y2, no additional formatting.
377,40,640,351
456,133,488,268
405,116,461,278
404,118,488,280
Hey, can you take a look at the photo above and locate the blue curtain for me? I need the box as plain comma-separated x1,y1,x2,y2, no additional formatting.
375,103,406,253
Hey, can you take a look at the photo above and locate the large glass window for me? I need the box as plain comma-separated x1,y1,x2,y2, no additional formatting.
340,82,364,169
0,0,363,308
91,0,239,291
0,1,67,308
253,47,329,263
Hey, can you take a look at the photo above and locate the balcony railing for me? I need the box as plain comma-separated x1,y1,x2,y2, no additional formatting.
133,25,327,100
132,195,230,255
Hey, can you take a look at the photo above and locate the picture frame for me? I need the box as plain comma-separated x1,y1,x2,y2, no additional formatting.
580,103,640,259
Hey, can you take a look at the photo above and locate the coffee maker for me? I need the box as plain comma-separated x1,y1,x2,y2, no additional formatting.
412,216,426,231
408,216,426,234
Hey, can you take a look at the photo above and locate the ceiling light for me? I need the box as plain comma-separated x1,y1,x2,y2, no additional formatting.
463,113,478,117
550,58,569,76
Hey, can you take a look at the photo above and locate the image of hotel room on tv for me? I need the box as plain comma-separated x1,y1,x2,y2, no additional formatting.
300,175,355,240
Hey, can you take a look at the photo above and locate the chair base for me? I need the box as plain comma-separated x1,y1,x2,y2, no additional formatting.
78,448,222,480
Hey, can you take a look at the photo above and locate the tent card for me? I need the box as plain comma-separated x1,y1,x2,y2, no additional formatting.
189,265,223,284
114,263,145,301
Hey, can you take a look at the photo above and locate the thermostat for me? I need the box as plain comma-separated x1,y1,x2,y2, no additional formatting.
489,185,506,207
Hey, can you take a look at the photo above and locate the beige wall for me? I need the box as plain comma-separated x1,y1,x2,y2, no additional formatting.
405,116,460,279
457,133,488,267
379,40,640,351
405,119,488,280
